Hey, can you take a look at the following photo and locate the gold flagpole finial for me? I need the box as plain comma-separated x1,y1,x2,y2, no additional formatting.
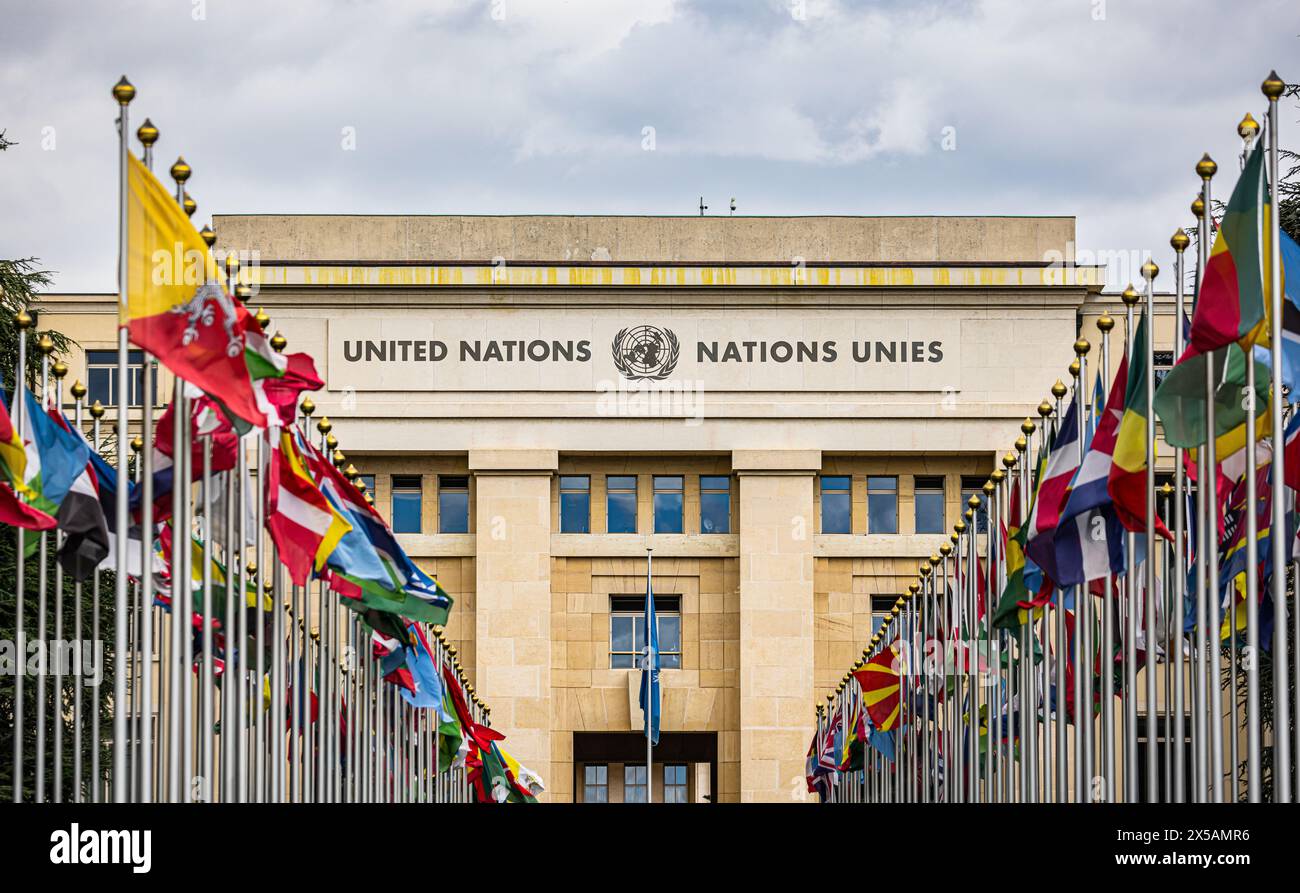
1015,435,1027,453
70,380,87,400
1068,359,1081,378
37,334,55,355
1141,260,1159,281
1050,380,1067,399
14,309,34,329
130,435,143,453
1262,70,1285,100
1073,337,1091,357
1121,284,1140,305
940,542,952,556
199,225,216,248
1237,112,1260,145
325,433,338,450
234,284,252,303
112,76,136,106
332,449,346,468
1097,312,1114,333
136,118,158,148
1191,195,1205,218
1003,451,1017,469
169,155,191,184
270,332,287,352
182,192,197,218
89,400,105,419
1021,417,1036,435
51,360,68,379
1195,153,1217,181
316,415,332,435
254,308,271,331
300,398,316,417
1171,229,1190,253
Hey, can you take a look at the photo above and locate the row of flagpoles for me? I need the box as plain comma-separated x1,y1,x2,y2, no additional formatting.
0,76,543,803
809,70,1297,805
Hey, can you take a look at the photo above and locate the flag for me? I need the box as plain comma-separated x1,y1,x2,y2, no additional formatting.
639,569,661,746
0,390,27,490
1156,142,1270,448
0,480,56,530
1109,312,1172,540
122,152,265,427
260,353,324,428
1278,229,1300,394
1054,351,1128,583
1025,394,1081,584
47,411,110,580
852,642,902,732
20,387,87,513
266,429,352,586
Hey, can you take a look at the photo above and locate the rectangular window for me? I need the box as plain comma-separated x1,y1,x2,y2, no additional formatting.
606,475,638,534
1153,350,1175,389
437,475,469,534
583,764,608,803
870,595,896,639
820,475,851,534
609,594,681,670
867,476,898,534
700,475,731,534
624,765,648,803
559,475,590,534
86,349,158,408
913,475,945,534
961,475,989,534
664,764,688,803
653,475,683,534
391,475,423,534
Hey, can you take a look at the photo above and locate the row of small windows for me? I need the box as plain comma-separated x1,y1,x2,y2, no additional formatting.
560,474,732,535
818,474,990,535
583,763,689,803
370,472,989,537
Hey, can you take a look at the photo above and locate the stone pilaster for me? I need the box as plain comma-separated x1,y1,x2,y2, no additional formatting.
734,449,818,802
470,449,556,799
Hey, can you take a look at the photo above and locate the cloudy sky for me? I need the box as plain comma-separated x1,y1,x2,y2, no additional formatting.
0,0,1293,293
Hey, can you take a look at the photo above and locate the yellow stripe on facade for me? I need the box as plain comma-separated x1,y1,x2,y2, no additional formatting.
244,263,1105,289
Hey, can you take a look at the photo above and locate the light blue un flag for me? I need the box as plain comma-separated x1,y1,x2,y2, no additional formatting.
639,578,661,746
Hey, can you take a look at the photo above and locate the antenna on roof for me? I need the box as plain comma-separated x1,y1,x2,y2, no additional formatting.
698,196,708,217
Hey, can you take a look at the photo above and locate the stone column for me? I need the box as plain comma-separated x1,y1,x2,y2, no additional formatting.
470,449,556,799
734,449,819,802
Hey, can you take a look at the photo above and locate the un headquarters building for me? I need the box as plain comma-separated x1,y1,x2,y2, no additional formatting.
42,213,1128,803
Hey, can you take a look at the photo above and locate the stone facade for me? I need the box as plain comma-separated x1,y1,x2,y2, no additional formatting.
36,214,1138,802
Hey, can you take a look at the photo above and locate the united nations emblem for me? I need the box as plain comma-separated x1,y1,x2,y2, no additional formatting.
611,325,680,381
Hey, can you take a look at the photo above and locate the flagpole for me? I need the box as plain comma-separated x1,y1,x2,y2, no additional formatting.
1118,284,1139,801
1197,154,1226,803
109,75,136,803
1139,260,1162,802
33,337,53,803
1094,313,1117,802
50,361,68,803
10,310,32,802
1262,69,1293,804
1069,348,1087,801
645,545,653,804
1170,229,1190,804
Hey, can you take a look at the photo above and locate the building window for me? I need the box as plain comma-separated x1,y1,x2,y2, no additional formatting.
1153,350,1175,389
609,594,681,670
867,476,898,534
559,475,590,534
624,765,648,803
664,764,688,803
820,475,851,534
86,349,158,408
913,475,945,534
607,475,638,534
653,475,683,534
391,475,422,534
871,595,896,639
961,475,989,533
583,764,608,803
700,475,731,534
437,475,469,534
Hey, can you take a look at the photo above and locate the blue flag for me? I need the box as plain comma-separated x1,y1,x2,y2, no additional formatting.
22,388,89,509
639,569,661,746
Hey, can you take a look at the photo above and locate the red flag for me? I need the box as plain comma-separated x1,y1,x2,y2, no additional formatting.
0,482,56,530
